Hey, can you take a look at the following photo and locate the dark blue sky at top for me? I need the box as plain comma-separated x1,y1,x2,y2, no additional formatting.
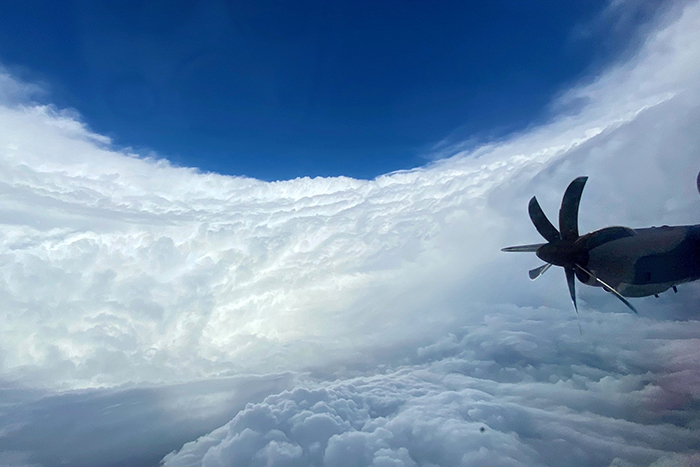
0,1,664,181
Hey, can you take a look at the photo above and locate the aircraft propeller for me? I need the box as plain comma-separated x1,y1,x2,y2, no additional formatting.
502,177,637,315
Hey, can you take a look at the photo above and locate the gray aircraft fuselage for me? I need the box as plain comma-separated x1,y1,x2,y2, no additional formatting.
575,224,700,297
503,173,700,312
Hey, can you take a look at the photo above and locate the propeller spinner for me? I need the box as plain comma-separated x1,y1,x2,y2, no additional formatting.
502,177,637,314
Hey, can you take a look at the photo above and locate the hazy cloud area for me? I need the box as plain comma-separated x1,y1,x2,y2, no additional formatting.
2,2,700,466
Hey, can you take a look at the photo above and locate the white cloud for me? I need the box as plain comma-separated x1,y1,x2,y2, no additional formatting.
162,309,700,467
1,1,700,466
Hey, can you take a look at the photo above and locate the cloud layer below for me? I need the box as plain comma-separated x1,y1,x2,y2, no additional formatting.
163,310,700,467
1,2,700,466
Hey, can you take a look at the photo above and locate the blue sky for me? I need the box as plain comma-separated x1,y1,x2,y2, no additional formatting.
0,1,662,180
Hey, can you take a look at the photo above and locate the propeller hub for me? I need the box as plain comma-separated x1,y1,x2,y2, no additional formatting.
536,241,583,268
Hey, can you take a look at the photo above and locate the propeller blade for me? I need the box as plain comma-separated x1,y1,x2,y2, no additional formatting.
565,267,578,313
502,243,547,253
575,264,638,314
566,267,583,334
697,170,700,196
528,196,560,242
559,176,588,241
529,263,552,280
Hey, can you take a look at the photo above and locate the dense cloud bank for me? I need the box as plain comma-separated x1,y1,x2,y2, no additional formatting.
1,0,699,390
1,1,700,466
163,309,700,467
